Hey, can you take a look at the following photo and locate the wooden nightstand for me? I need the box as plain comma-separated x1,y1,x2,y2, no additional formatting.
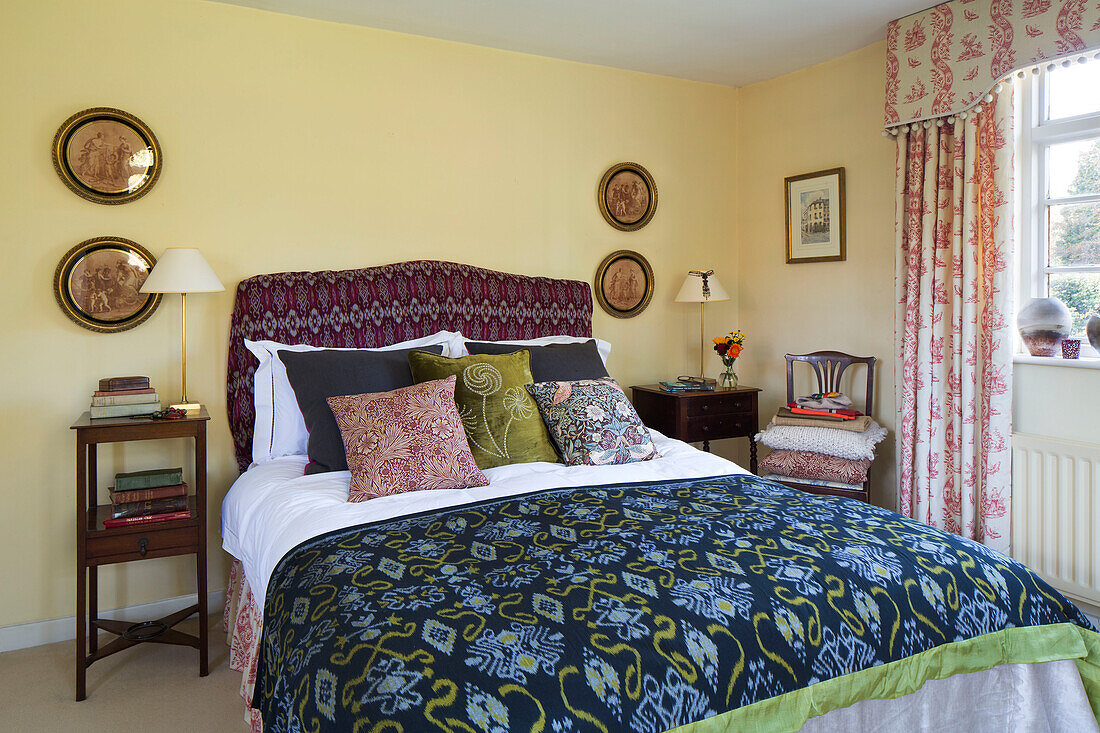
71,408,210,701
631,385,761,473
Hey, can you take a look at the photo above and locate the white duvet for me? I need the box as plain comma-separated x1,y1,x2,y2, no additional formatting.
221,429,748,610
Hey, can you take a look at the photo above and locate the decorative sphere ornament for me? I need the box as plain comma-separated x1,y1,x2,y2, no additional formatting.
1087,314,1100,352
1017,297,1073,356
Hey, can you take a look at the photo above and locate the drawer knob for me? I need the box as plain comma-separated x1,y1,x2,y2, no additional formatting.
138,537,148,557
701,404,709,411
701,426,710,433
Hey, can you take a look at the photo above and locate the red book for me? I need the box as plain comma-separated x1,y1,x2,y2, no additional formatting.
109,482,189,505
791,406,856,420
111,496,189,519
93,387,157,397
103,510,191,528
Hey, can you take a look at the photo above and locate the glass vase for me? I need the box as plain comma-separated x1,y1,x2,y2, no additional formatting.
719,366,738,389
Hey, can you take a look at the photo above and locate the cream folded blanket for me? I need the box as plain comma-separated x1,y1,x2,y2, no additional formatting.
774,413,872,432
755,420,887,461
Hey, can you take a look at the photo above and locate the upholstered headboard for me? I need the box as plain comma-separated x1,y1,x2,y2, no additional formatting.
226,260,593,471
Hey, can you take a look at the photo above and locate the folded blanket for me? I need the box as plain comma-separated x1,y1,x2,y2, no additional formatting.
760,449,871,484
763,473,865,491
756,419,887,461
775,411,873,432
795,392,853,410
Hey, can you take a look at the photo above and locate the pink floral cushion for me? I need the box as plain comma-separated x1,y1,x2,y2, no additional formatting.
326,376,489,502
759,449,871,485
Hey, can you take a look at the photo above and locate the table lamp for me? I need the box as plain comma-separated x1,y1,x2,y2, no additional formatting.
675,269,730,378
140,248,224,411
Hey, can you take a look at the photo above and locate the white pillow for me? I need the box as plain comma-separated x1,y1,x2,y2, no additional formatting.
245,331,465,464
456,334,611,365
755,421,887,462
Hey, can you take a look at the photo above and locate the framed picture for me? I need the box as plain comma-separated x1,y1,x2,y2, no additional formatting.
52,108,162,205
598,162,657,231
785,167,845,263
54,237,161,333
594,250,654,319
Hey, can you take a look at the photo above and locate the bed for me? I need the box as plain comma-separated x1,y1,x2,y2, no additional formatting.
221,260,1100,733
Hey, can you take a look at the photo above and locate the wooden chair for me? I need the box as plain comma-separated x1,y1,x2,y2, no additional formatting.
773,351,877,503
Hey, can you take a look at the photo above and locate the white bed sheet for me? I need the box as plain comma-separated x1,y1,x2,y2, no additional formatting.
221,429,748,610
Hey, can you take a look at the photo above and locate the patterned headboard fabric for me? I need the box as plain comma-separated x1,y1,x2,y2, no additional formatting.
226,260,593,472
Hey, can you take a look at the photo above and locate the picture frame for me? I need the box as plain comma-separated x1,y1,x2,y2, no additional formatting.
598,162,658,231
54,237,161,333
785,167,846,264
52,107,162,205
593,250,654,319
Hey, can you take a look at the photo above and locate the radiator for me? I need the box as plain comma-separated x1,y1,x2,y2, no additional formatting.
1011,433,1100,609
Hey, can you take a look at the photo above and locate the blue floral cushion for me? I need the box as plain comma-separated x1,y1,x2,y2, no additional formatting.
526,378,659,465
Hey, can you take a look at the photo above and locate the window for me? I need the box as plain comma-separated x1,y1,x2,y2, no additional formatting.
1019,62,1100,357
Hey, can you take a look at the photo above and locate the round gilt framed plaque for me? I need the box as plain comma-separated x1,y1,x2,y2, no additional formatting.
594,249,654,319
598,162,657,232
52,107,162,205
54,237,161,333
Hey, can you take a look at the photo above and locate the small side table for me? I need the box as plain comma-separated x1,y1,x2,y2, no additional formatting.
631,385,761,473
71,408,210,701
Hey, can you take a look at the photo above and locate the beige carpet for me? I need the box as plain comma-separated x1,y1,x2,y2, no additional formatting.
0,619,247,732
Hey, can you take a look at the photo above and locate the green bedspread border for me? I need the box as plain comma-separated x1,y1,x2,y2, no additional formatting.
670,623,1100,733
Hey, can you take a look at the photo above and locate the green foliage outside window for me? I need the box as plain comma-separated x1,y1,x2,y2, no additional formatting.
1049,140,1100,335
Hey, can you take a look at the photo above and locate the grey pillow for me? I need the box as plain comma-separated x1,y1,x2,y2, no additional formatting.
279,345,445,474
464,340,609,382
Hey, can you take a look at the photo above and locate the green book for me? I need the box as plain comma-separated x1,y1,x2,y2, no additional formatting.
91,392,159,407
89,402,161,419
115,466,184,492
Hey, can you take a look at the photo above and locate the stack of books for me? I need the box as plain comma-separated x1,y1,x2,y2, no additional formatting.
104,467,191,528
91,376,160,419
659,379,716,393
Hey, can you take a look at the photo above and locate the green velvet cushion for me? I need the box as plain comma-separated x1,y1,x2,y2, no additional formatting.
408,350,560,469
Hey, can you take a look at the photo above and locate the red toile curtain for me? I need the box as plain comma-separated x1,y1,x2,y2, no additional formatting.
894,86,1015,552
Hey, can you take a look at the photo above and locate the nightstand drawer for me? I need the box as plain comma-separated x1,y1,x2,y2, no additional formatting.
684,392,753,417
86,526,198,564
682,413,752,443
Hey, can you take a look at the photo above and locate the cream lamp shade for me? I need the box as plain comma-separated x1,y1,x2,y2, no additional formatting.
140,248,224,293
674,271,729,303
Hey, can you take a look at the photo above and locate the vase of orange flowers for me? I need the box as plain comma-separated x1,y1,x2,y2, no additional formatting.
712,330,745,388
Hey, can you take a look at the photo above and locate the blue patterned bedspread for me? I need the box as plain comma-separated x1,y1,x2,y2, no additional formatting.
255,474,1091,732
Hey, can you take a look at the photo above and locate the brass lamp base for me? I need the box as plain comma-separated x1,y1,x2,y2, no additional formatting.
171,401,202,412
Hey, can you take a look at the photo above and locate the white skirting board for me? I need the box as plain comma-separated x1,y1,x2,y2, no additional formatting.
0,590,224,654
1011,433,1100,609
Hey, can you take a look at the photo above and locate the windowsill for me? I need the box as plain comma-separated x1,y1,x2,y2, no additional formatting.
1014,354,1100,369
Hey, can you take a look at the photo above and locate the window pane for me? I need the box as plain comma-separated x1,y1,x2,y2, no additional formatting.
1048,272,1100,336
1049,202,1100,266
1048,138,1100,198
1047,61,1100,120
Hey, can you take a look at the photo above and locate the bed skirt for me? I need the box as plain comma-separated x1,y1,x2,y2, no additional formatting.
224,559,263,733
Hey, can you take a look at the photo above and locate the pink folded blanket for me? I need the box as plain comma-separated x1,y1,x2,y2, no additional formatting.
760,449,871,485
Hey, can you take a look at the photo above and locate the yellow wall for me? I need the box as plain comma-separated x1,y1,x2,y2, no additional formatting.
734,42,898,504
1,0,740,628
